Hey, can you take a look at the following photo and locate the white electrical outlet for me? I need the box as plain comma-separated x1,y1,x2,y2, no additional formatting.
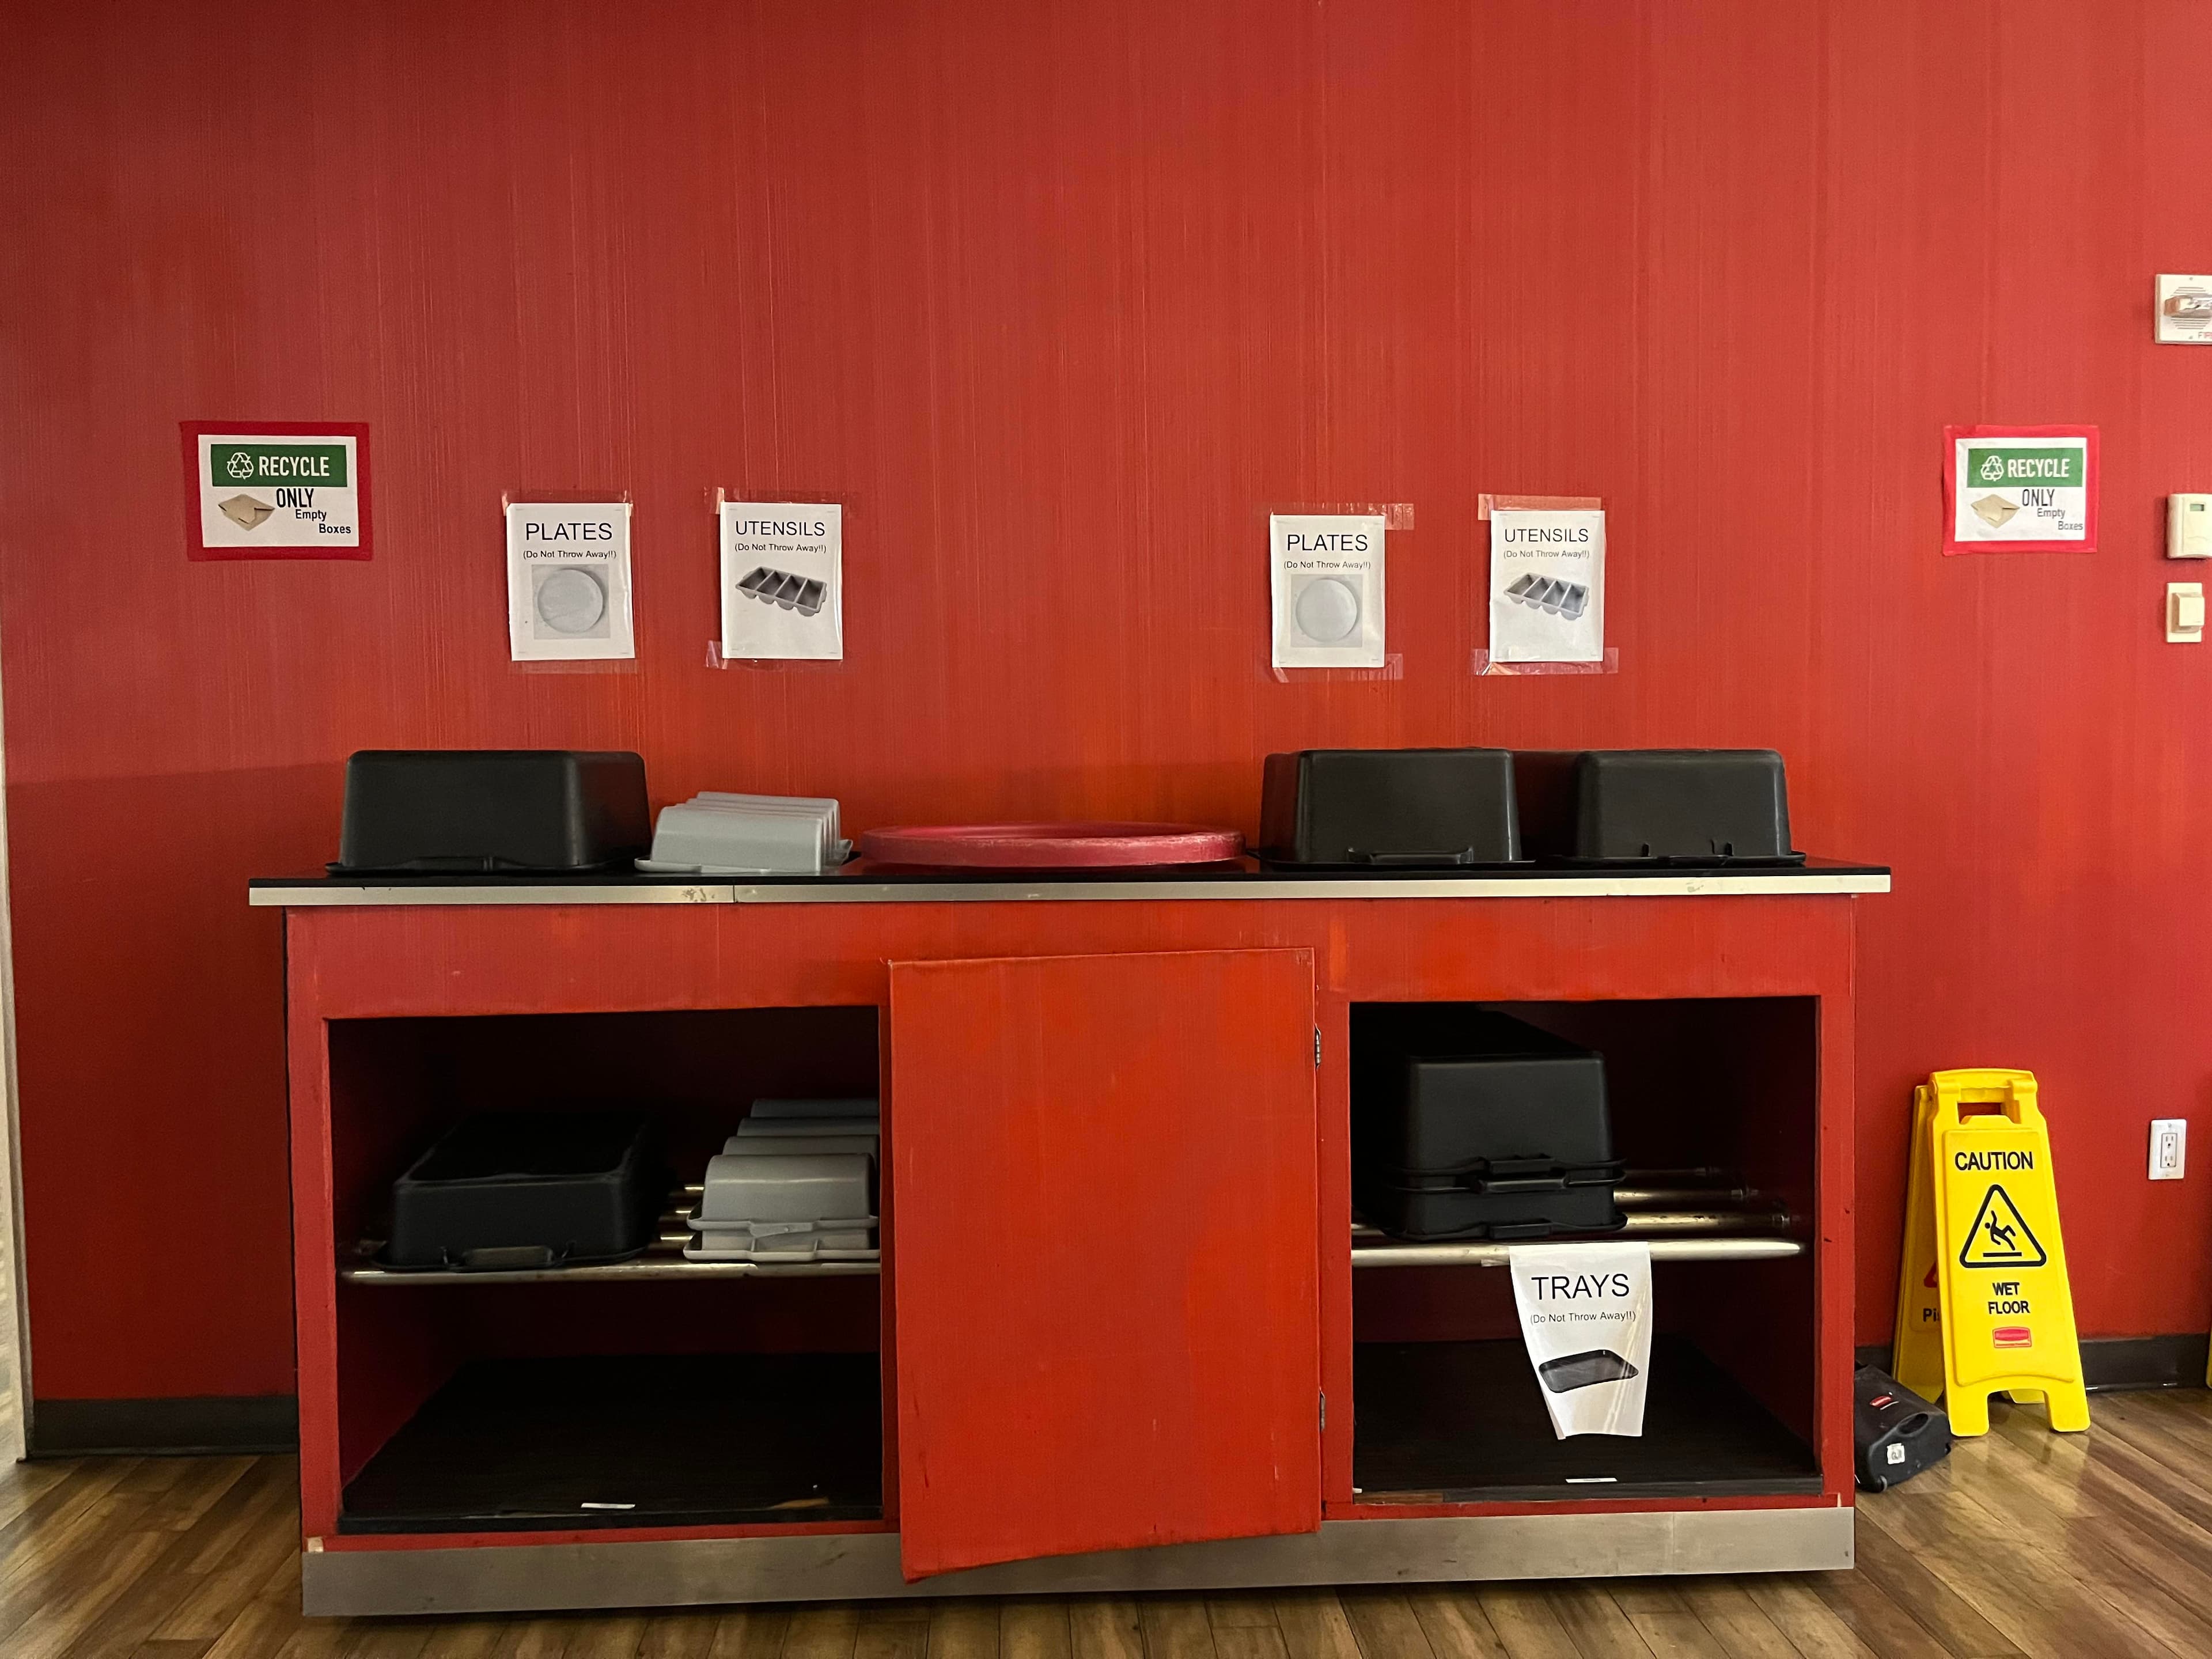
2150,1118,2187,1180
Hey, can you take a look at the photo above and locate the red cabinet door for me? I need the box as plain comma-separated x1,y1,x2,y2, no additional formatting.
887,948,1322,1579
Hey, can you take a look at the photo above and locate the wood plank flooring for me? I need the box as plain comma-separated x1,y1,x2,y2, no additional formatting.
0,1204,20,1463
3,1391,2210,1658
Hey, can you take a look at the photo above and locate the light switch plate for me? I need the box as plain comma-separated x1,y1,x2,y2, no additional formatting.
2157,275,2212,343
2169,582,2205,643
2151,1118,2187,1180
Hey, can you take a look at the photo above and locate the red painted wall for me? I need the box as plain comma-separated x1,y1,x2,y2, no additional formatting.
2,0,2208,1403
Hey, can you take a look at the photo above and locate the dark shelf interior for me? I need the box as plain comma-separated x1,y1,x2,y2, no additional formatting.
1354,1335,1821,1501
339,1353,883,1534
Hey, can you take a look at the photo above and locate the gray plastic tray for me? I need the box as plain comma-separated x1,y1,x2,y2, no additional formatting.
696,1152,871,1224
639,794,847,876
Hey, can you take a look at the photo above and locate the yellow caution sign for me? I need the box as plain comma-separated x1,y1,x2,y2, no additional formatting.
1890,1085,1946,1400
1892,1083,2042,1408
1926,1069,2088,1435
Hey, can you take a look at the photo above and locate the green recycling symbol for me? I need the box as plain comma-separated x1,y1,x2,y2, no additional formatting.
226,450,256,480
1978,453,2007,484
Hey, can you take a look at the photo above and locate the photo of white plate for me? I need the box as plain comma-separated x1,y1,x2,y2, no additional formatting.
1293,575,1362,644
534,566,609,637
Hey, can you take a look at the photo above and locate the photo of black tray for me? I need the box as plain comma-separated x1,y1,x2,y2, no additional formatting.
1539,1349,1641,1392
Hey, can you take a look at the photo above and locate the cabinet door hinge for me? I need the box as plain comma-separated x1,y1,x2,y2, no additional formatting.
1320,1391,1328,1430
1314,1028,1323,1067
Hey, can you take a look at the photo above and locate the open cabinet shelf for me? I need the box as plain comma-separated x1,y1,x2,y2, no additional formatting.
338,1352,885,1534
1352,1336,1821,1503
338,1254,881,1285
1347,997,1825,1508
325,1005,889,1540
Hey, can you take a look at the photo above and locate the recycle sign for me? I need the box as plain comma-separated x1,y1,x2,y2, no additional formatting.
188,426,366,559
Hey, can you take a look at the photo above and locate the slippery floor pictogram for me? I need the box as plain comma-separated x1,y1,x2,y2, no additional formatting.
1957,1184,2047,1270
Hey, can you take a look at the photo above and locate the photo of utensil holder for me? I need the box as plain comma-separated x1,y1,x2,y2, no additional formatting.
1505,576,1588,620
736,565,827,618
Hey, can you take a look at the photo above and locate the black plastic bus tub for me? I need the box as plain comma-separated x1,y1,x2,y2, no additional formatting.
1259,748,1522,868
1352,1005,1623,1241
334,749,650,874
382,1111,665,1271
1514,748,1804,866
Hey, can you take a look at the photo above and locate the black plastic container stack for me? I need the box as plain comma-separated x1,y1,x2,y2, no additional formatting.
1259,748,1521,867
1514,748,1802,866
1352,1006,1623,1240
382,1111,665,1270
334,749,651,874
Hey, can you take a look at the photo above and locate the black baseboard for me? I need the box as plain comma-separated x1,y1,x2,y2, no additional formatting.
1855,1334,2210,1393
28,1394,299,1458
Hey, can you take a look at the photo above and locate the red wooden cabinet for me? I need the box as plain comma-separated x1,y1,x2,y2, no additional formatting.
268,873,1878,1615
888,949,1322,1577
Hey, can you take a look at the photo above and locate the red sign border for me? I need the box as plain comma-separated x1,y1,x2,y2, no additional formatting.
1941,423,2099,555
182,420,374,562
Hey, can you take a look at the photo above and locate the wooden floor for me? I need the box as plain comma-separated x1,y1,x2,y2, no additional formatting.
0,1216,20,1463
3,1390,2211,1658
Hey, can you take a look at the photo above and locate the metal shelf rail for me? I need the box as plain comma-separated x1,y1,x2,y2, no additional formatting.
340,1173,1794,1282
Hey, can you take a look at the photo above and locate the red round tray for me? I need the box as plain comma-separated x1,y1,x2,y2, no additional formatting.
857,822,1245,869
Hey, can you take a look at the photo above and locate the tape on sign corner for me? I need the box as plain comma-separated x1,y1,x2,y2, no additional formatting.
705,642,790,671
1472,647,1619,677
503,490,635,512
1260,502,1414,531
1478,493,1604,522
706,642,846,672
510,657,641,677
1268,652,1405,685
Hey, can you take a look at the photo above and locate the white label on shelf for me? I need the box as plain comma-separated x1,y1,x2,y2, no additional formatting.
1505,1240,1653,1438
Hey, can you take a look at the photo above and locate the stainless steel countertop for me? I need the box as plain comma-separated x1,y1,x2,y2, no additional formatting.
251,860,1889,907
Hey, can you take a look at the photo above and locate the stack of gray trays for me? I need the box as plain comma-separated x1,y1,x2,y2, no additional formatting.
637,793,850,876
686,1098,880,1263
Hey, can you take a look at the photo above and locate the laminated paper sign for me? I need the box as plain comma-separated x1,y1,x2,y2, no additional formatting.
720,502,843,661
1943,425,2097,553
1489,509,1604,664
505,502,635,661
183,422,370,560
1506,1241,1653,1438
1270,513,1385,668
